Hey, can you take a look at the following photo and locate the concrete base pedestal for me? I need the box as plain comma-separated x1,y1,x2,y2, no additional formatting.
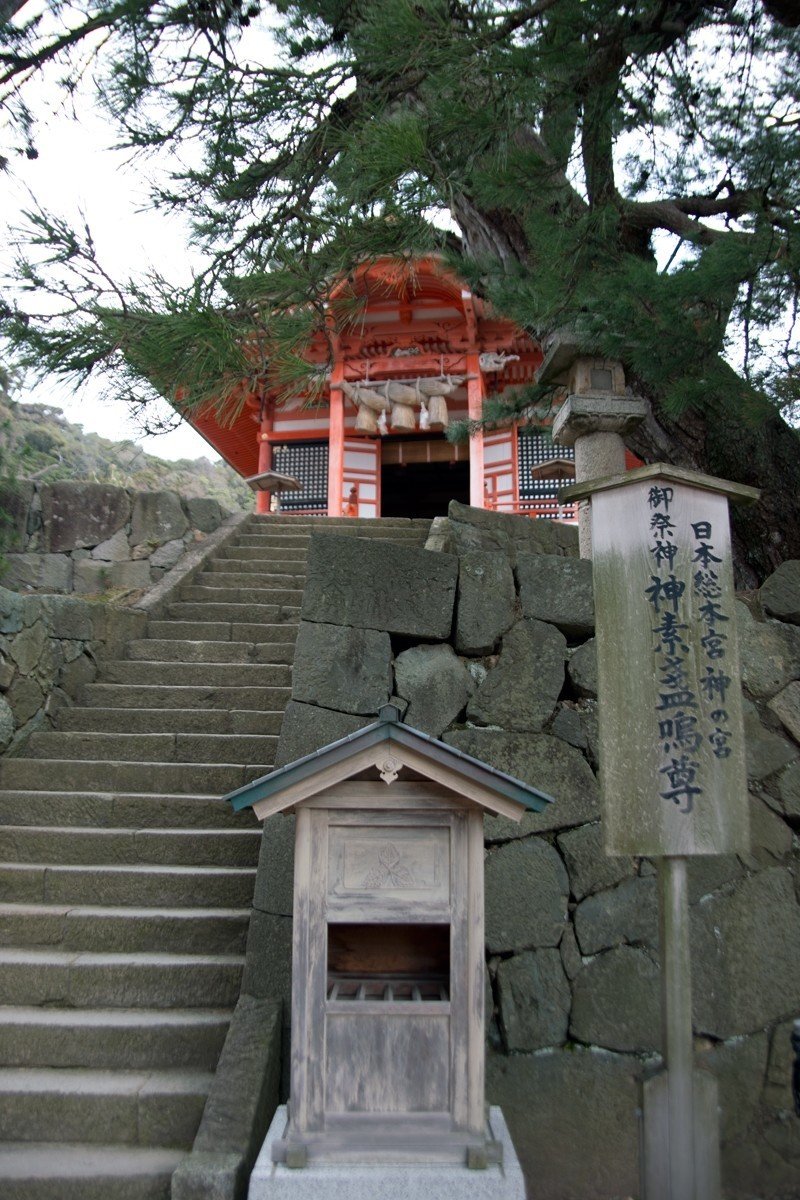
248,1106,527,1200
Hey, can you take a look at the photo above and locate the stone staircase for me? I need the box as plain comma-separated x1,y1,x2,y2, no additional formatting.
0,514,429,1199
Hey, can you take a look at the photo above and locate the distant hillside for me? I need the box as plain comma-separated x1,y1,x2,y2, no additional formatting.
0,392,251,512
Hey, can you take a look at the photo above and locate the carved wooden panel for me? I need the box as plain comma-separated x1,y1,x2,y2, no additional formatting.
328,825,450,904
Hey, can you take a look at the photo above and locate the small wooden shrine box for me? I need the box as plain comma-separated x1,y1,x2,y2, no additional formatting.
227,706,551,1168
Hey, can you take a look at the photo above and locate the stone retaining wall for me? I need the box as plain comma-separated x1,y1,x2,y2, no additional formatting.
0,586,146,755
244,501,800,1200
1,479,234,595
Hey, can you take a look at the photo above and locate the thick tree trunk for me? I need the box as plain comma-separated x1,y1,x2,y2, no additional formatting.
626,377,800,588
0,0,29,22
455,199,800,587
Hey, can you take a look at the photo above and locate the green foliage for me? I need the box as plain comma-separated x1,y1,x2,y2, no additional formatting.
0,0,798,429
0,381,252,511
0,367,33,565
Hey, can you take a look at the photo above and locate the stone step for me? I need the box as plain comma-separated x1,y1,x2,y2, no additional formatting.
228,539,309,557
0,1066,211,1148
180,584,305,606
249,523,428,536
0,792,257,831
58,708,279,735
81,684,291,712
0,903,249,954
0,759,268,796
247,520,430,532
25,731,278,766
0,504,307,1195
234,533,426,551
147,620,299,644
218,533,312,549
165,602,300,623
0,948,243,1008
0,1006,231,1070
0,863,256,908
217,552,308,570
0,826,260,867
127,639,295,664
248,515,430,527
100,660,291,688
233,536,310,550
0,1141,184,1200
190,572,306,595
206,559,307,579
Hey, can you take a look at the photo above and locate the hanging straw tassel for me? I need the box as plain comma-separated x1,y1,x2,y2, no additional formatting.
390,402,416,431
355,404,379,434
381,380,419,405
416,375,466,398
343,381,391,412
427,395,449,429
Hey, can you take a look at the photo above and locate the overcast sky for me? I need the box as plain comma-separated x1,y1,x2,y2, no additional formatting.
0,9,266,463
1,123,218,460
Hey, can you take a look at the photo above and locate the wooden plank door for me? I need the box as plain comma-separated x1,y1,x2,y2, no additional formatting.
482,428,517,512
342,438,380,518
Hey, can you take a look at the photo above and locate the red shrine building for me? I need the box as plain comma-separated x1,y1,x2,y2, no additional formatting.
187,257,583,521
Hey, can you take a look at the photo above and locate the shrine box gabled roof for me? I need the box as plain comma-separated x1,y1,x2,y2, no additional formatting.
224,705,554,823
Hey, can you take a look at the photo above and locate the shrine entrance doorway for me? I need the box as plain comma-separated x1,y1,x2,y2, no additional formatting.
380,436,469,519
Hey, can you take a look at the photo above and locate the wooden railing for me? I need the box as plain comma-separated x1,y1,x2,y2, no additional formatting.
484,493,579,522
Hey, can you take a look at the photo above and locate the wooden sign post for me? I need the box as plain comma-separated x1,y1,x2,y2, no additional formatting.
561,464,759,1200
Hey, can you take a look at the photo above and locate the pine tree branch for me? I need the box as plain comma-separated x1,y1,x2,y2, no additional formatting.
622,186,781,244
0,2,152,86
622,198,736,244
485,0,561,42
671,189,769,218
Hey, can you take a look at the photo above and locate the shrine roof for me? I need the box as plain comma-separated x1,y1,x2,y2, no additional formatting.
224,704,554,822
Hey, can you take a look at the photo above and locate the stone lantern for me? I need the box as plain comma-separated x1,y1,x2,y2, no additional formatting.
226,705,552,1198
537,332,648,556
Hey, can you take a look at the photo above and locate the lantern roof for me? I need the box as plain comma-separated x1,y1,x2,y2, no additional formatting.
224,704,554,822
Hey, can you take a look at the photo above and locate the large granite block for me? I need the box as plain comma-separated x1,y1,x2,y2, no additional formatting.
691,868,800,1039
185,497,224,532
485,837,568,952
760,560,800,625
517,553,594,637
737,601,800,700
496,948,570,1052
467,618,565,732
394,643,473,737
130,490,189,547
444,729,599,837
455,550,516,654
487,1047,639,1200
301,534,457,639
41,482,130,552
292,621,392,716
448,501,578,561
570,944,661,1053
274,701,371,768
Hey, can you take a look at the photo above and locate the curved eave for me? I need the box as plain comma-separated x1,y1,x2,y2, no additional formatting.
224,716,554,820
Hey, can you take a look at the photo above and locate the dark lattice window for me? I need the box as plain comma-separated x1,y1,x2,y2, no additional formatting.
272,441,329,511
517,434,575,503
